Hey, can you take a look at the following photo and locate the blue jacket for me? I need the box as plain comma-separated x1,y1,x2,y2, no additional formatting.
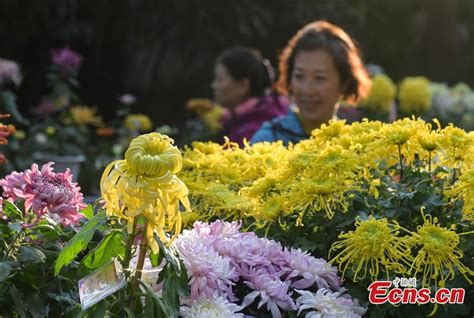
250,110,309,146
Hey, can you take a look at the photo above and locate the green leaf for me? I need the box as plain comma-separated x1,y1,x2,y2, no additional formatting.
54,211,107,276
81,231,125,270
0,261,16,281
148,250,162,268
81,205,94,220
19,246,46,263
155,235,181,272
139,280,168,317
7,222,22,233
0,91,30,125
3,201,23,219
9,285,27,318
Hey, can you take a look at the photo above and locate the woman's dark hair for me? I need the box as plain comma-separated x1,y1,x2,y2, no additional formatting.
217,46,273,97
276,20,371,104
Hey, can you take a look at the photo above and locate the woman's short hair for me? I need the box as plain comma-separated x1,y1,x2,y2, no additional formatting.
276,20,371,104
217,47,273,97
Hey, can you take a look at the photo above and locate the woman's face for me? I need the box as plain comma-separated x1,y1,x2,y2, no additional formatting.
212,63,249,109
290,49,343,123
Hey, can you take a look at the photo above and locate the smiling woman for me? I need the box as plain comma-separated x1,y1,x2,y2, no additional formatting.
251,20,371,145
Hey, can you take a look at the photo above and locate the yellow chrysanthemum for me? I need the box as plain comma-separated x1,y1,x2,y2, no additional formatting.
360,74,396,113
201,105,225,133
70,105,104,126
417,131,439,152
125,114,153,132
407,212,473,287
445,169,474,221
100,132,190,253
399,76,432,114
330,217,411,282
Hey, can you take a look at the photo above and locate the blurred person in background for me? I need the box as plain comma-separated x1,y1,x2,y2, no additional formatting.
187,47,289,146
251,20,371,145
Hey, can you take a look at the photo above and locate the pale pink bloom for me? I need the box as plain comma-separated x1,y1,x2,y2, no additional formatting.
0,162,86,226
0,58,22,87
180,296,243,318
241,269,297,318
296,288,367,318
118,94,137,105
285,248,341,290
173,235,238,300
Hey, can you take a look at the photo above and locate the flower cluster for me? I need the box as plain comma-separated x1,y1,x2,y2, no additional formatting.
51,47,83,76
0,57,22,87
179,117,474,314
169,220,365,318
0,162,86,226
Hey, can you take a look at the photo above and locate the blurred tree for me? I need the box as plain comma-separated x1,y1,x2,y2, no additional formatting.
0,0,473,128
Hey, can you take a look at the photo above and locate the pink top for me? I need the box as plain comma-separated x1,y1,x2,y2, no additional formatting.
220,93,289,147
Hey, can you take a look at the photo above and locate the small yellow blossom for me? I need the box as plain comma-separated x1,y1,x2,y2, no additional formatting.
70,106,104,126
125,114,153,132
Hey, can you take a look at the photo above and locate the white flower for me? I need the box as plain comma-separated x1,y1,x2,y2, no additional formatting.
35,133,47,144
180,296,243,318
296,288,367,318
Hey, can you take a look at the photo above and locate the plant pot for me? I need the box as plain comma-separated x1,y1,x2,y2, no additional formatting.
32,153,86,182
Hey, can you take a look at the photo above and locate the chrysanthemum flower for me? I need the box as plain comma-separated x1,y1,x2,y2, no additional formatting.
0,58,22,87
70,105,104,127
241,269,297,318
51,48,82,75
398,76,432,114
285,248,341,291
124,114,153,132
359,74,396,113
0,162,86,226
295,288,367,318
100,133,190,253
445,168,474,221
330,217,411,281
180,296,243,318
407,212,473,287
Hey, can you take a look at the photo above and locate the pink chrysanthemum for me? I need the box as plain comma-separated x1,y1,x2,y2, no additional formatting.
180,296,243,318
0,162,86,226
173,234,238,301
285,248,341,290
51,48,83,75
241,269,297,318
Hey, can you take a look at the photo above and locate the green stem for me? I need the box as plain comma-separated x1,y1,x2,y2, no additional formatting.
398,144,404,180
129,220,148,312
120,217,136,316
428,151,432,172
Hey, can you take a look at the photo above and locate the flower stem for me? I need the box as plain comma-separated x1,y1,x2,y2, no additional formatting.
129,221,148,312
120,217,136,313
428,151,432,172
398,144,404,180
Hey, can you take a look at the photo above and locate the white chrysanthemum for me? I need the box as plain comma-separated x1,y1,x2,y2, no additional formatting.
296,288,367,318
180,296,243,318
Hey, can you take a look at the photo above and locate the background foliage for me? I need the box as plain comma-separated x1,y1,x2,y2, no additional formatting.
1,0,474,128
